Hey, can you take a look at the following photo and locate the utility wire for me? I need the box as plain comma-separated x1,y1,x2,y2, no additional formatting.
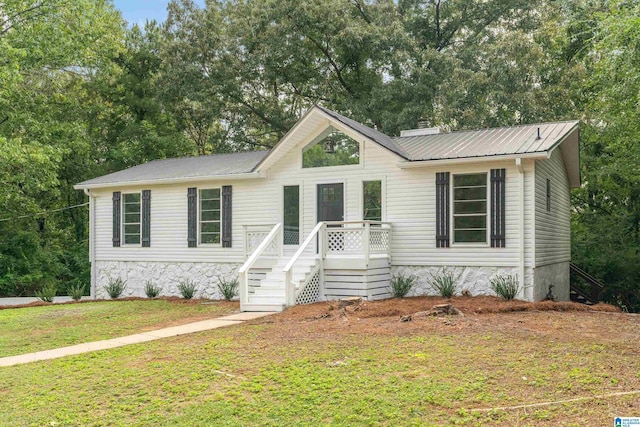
0,202,89,222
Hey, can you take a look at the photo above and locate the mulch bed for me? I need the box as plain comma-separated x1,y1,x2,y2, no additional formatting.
272,295,619,323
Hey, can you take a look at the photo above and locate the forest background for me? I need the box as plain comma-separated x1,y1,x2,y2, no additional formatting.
1,0,639,310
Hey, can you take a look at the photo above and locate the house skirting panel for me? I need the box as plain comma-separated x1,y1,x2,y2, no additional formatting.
532,261,570,302
323,267,392,301
94,261,240,300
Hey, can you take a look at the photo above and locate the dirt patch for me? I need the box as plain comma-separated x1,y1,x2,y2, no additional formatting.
270,296,618,323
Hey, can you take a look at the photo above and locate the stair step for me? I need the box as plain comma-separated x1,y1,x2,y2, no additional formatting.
241,302,285,312
248,295,286,304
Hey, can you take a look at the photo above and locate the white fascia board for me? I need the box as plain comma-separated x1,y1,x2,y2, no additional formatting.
398,152,547,168
252,107,322,172
73,171,265,190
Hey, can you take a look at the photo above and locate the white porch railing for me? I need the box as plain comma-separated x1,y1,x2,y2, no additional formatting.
238,223,282,307
323,221,392,264
284,221,324,306
243,224,281,258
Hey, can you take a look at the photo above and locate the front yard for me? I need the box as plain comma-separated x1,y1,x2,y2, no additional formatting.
0,297,638,426
0,299,237,358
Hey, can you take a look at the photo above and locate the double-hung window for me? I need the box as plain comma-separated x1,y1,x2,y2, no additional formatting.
122,193,141,245
200,189,221,244
453,173,487,243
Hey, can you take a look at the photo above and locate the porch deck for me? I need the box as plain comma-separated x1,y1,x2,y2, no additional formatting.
239,221,392,311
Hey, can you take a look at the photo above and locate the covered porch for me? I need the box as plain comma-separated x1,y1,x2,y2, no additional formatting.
239,221,392,311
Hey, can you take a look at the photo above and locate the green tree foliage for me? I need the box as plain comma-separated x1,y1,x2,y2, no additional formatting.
570,0,640,311
0,0,638,309
0,0,123,295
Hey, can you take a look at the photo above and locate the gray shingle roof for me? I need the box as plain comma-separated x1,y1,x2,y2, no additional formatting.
394,121,579,161
316,106,410,159
76,150,268,188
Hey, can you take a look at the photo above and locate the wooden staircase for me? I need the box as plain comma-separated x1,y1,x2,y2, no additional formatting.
243,256,317,312
569,263,604,305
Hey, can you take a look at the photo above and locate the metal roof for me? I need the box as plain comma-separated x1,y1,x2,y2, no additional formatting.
75,150,268,188
75,107,580,190
393,121,580,161
316,106,409,159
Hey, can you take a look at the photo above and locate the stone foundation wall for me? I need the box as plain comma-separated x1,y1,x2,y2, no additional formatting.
532,261,570,301
391,266,532,300
95,261,240,300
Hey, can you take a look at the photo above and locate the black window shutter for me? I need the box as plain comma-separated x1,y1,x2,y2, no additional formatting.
222,185,232,248
112,191,121,247
491,168,506,248
187,187,197,248
435,172,450,248
141,190,151,247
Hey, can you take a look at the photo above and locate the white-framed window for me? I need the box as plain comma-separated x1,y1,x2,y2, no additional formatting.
122,192,141,245
363,180,382,222
452,173,487,243
200,188,221,244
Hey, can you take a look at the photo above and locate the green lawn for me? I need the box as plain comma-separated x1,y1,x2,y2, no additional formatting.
0,299,237,358
0,305,638,426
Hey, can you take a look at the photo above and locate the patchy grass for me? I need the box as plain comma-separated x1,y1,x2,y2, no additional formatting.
0,297,638,426
0,299,237,357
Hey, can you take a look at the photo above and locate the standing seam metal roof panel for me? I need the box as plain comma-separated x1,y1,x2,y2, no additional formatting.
394,121,579,161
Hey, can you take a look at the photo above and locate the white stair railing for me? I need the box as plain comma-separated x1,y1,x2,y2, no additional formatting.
239,223,282,308
283,221,325,306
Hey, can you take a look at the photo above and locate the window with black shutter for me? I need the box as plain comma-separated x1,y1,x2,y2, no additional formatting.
222,185,232,248
435,172,450,247
490,169,506,247
112,192,121,247
187,187,197,247
141,190,151,247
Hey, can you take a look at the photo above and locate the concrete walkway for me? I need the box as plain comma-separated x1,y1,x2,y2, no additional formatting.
0,311,273,367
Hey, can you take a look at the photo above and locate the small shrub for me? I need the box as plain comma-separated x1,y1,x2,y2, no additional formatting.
144,280,162,298
428,269,457,298
67,282,85,301
35,283,57,303
104,277,127,299
217,277,238,301
390,274,415,298
490,274,520,300
177,279,198,300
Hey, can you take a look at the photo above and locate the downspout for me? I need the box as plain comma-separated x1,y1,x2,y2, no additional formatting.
84,189,97,299
515,158,528,301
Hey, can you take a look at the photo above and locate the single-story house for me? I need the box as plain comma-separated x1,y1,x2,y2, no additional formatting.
75,106,580,311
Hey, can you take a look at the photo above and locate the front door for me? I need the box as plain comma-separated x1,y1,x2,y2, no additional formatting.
317,183,344,223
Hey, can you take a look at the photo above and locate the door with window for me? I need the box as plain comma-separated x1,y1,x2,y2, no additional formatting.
317,183,344,223
318,183,344,252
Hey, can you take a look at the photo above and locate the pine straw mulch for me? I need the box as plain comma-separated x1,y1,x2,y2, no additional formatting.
270,295,620,323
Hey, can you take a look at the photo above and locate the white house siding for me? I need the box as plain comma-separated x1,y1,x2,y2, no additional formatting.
532,148,572,300
91,118,544,300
